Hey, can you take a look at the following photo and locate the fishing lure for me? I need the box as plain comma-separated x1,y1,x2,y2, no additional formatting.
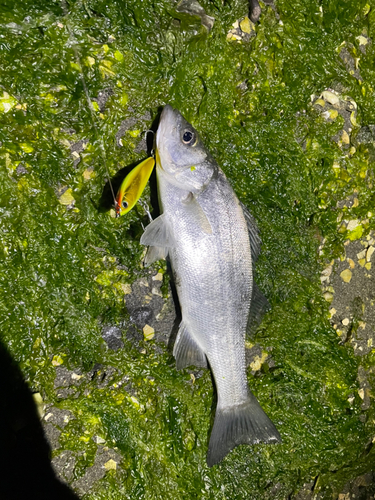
115,156,155,216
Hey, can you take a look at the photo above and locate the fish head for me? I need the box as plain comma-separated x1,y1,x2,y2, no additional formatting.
156,105,215,192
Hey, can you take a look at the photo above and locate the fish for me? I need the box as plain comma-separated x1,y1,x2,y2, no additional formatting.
140,105,281,466
115,157,155,216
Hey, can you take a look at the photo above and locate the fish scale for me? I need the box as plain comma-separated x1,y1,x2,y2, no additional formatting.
140,105,281,466
166,172,251,405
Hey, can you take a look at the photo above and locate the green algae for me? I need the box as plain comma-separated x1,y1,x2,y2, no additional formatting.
1,0,375,498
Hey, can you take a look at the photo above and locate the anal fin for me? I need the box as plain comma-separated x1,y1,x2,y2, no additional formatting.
173,321,207,370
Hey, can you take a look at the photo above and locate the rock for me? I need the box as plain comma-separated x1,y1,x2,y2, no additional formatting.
176,0,215,31
130,306,154,329
322,233,375,355
72,446,123,496
340,269,352,283
51,450,77,484
102,325,124,351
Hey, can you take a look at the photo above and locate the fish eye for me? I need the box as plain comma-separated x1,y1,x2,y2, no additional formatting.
182,130,196,146
122,200,128,209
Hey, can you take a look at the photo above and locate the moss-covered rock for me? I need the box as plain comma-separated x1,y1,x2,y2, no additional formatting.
0,0,375,498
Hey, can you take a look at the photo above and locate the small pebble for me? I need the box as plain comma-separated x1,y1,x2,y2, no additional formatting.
152,273,163,281
323,292,333,302
59,188,75,206
357,249,366,260
322,265,332,276
321,90,340,106
104,459,117,471
346,219,359,231
341,130,350,144
340,269,352,283
118,283,132,295
240,16,253,34
357,35,368,45
83,169,94,180
143,324,155,340
366,246,375,262
347,258,355,269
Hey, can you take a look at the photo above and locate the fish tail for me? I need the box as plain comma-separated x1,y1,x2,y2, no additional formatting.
207,393,281,467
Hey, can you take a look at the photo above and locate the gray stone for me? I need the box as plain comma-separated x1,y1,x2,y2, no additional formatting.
43,422,61,450
43,406,75,429
102,325,124,351
51,450,77,484
72,446,123,496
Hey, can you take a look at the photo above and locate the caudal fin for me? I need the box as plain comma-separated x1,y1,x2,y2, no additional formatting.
207,393,281,467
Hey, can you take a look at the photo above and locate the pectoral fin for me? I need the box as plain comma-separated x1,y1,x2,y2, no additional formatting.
183,193,212,235
140,214,173,248
173,321,207,370
143,246,167,267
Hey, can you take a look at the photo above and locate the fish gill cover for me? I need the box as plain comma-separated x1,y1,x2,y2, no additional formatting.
0,0,374,499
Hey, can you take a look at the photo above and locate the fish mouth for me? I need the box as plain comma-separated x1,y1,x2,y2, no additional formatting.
156,104,178,170
156,105,178,150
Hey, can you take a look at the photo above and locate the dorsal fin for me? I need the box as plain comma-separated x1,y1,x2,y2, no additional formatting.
247,282,271,333
239,203,270,330
240,201,261,264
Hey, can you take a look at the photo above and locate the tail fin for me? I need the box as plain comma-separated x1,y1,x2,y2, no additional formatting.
207,393,281,467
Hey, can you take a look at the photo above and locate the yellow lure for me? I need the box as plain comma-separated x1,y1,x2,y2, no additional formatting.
115,157,155,216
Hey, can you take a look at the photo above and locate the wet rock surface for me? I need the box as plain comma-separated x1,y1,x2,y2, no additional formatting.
37,264,375,497
323,232,375,353
2,1,375,498
125,270,176,346
101,325,124,351
115,109,151,153
71,446,123,497
338,472,375,500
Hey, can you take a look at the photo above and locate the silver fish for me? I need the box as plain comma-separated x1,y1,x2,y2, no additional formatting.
140,105,281,466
